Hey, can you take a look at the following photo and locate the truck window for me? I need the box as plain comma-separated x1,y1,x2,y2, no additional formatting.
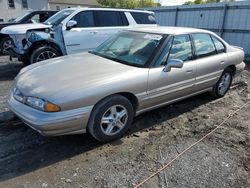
130,12,156,24
95,11,127,27
71,11,95,27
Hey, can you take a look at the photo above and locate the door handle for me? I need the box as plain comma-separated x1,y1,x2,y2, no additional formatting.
186,70,193,73
220,61,225,65
90,31,98,34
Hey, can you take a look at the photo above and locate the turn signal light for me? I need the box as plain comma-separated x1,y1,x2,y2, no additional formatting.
45,102,61,112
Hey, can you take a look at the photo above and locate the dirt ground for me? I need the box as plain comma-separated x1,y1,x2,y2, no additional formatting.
0,56,249,188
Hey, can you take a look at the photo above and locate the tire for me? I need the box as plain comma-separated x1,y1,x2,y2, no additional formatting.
210,68,233,98
0,37,12,55
88,95,134,142
20,55,31,66
30,46,60,64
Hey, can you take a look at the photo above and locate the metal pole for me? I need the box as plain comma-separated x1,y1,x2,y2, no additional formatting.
220,3,228,38
174,8,179,26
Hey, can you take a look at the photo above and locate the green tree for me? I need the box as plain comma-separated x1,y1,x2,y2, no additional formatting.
97,0,161,8
184,0,232,5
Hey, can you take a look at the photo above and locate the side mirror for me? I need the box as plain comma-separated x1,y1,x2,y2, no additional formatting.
163,59,184,72
66,20,77,30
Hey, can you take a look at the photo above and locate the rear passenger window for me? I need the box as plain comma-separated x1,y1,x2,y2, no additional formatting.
72,11,95,27
168,35,192,62
95,11,127,27
211,35,226,53
130,12,156,24
192,33,216,58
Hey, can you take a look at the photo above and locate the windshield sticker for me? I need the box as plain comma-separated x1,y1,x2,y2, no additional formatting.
144,34,162,41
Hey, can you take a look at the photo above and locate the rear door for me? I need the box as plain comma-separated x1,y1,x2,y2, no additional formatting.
90,10,130,48
145,34,196,108
191,33,227,92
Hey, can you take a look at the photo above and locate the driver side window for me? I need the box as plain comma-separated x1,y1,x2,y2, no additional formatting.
71,11,95,28
168,35,192,62
155,34,192,67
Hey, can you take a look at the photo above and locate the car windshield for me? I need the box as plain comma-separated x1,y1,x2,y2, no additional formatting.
14,12,31,23
91,31,164,67
44,9,74,25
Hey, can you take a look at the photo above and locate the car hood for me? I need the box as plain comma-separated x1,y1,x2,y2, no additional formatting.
1,23,50,34
16,52,140,102
0,22,18,30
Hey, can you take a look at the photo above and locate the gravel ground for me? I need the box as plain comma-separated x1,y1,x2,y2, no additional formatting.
0,56,249,188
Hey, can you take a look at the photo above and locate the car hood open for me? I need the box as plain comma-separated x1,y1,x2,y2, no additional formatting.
16,52,140,102
1,23,50,34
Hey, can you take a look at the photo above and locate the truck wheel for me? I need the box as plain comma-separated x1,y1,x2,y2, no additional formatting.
30,46,60,64
0,37,12,55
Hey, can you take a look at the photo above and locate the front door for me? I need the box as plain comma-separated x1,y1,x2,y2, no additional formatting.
63,11,97,54
145,35,196,109
64,10,129,54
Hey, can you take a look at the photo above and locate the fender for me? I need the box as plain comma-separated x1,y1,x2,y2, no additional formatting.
26,24,67,55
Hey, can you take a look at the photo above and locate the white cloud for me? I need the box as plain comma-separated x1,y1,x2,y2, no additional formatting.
159,0,194,6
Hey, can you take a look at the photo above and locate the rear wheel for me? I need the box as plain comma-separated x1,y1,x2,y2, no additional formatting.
30,46,60,64
210,68,233,98
0,37,12,55
88,95,134,142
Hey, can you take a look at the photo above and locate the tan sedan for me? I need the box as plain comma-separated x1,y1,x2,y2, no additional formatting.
8,27,245,142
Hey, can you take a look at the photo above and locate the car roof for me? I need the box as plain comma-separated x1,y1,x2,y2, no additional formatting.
31,10,58,12
127,26,212,35
64,7,154,14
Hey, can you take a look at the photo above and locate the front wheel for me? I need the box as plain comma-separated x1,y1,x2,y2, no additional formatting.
30,46,60,64
0,37,12,55
88,95,134,142
210,68,233,98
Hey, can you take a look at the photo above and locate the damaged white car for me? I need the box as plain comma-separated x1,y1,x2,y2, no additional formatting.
1,7,157,64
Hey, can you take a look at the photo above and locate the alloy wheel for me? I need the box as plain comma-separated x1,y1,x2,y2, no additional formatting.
100,105,128,136
36,51,57,62
217,72,231,96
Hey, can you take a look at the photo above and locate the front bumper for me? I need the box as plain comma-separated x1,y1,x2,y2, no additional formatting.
7,93,93,136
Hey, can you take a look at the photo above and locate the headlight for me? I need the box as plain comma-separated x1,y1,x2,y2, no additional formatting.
26,97,61,112
13,88,60,112
45,28,50,33
26,97,46,111
13,87,25,103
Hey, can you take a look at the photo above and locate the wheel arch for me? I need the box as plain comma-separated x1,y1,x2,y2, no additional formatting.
95,92,139,112
0,33,9,40
115,92,139,112
29,40,63,56
226,65,236,76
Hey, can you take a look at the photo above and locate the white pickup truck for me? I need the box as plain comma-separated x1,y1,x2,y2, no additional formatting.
1,7,157,64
